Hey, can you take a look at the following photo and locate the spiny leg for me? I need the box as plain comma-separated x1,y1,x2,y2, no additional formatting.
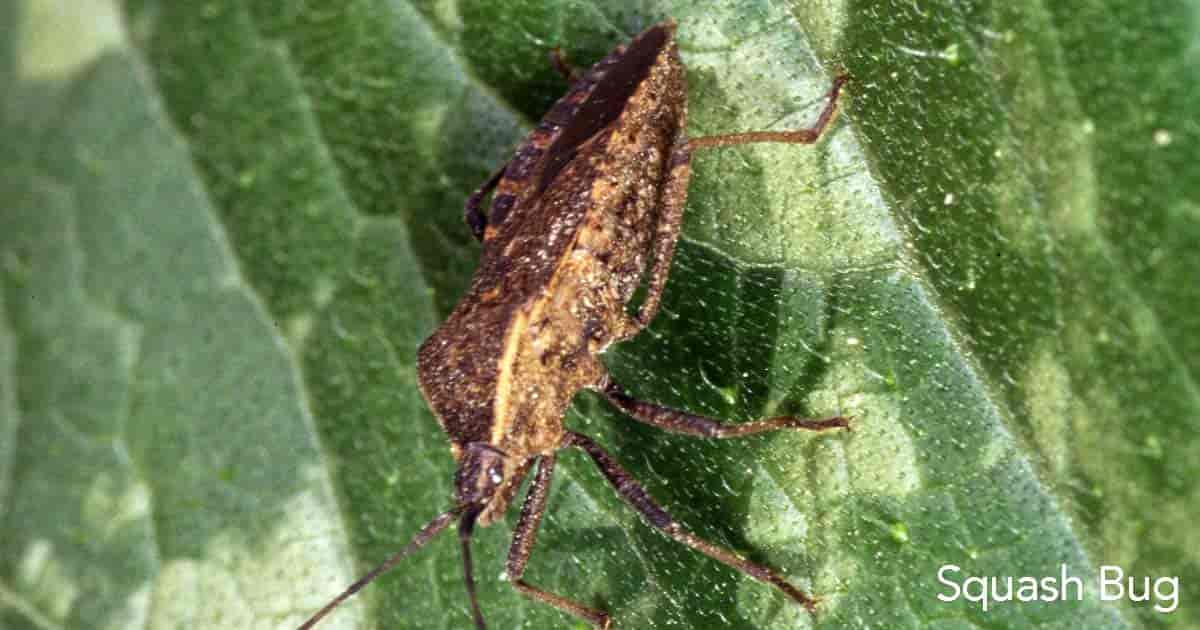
597,374,849,438
562,431,820,613
689,74,849,150
506,454,611,629
464,164,507,241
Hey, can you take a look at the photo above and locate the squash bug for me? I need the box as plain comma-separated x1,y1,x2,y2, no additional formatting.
300,19,849,630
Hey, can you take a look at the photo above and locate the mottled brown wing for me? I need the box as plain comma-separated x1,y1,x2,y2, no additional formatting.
416,23,678,450
477,22,675,308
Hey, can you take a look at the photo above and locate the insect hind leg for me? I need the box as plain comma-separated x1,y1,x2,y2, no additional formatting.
689,74,848,150
548,47,583,83
616,138,692,341
464,164,507,241
616,75,847,339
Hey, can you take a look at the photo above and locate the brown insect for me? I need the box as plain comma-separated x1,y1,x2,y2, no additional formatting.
300,19,849,630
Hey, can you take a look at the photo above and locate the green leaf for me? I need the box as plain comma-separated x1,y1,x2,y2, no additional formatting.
2,1,1196,629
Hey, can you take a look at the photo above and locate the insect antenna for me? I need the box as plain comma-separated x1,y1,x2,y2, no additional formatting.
459,506,488,629
298,505,465,630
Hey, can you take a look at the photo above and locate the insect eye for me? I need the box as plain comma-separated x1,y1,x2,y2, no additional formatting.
489,467,503,484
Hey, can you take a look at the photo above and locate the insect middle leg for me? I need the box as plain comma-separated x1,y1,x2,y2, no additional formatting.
562,431,821,612
596,374,849,437
506,453,612,629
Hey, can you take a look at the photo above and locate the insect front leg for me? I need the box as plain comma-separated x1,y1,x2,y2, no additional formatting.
464,164,508,241
506,454,612,629
562,431,821,613
594,373,849,438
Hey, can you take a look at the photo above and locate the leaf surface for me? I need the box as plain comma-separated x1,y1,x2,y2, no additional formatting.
2,1,1197,629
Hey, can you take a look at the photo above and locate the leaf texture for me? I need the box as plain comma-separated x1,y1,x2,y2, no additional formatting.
2,1,1197,629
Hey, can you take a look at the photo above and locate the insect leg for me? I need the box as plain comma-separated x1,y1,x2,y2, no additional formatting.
464,164,508,241
563,431,820,613
689,74,848,150
548,47,583,83
596,375,849,437
505,454,612,629
618,138,693,339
